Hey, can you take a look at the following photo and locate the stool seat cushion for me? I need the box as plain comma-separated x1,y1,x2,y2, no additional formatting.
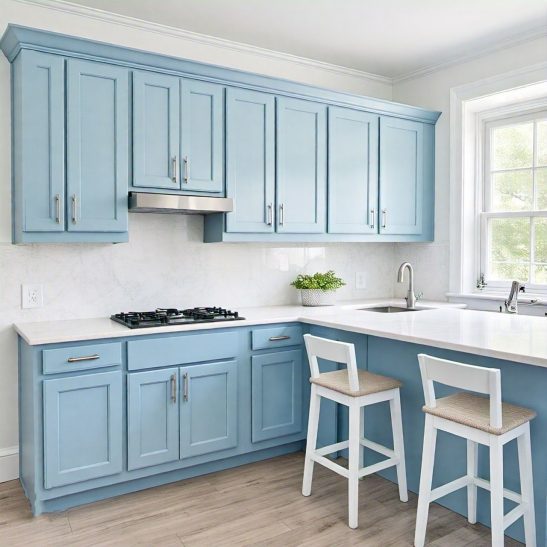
310,369,402,397
423,392,536,435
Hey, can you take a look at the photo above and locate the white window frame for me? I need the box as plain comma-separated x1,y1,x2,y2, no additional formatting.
478,109,547,294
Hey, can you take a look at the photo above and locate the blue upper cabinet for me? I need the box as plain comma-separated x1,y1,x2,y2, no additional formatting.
328,107,379,234
133,71,180,190
180,79,224,193
13,51,65,235
43,371,123,489
379,117,425,236
225,88,275,233
180,360,238,458
276,98,327,233
66,60,129,233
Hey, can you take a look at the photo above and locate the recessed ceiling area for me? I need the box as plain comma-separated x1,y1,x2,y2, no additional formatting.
64,0,547,78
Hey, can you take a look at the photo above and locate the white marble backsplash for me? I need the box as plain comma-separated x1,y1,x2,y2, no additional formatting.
0,213,398,449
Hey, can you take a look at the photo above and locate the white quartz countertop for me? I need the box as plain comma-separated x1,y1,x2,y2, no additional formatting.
13,299,547,368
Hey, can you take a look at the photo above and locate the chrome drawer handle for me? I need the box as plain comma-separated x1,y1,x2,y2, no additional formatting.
171,156,178,183
369,208,375,229
267,203,273,226
170,373,177,403
55,194,62,224
381,209,387,229
67,354,100,363
183,372,189,401
269,335,291,341
183,156,189,183
71,194,78,224
279,203,284,226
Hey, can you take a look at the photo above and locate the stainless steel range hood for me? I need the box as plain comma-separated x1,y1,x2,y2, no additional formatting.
129,192,233,215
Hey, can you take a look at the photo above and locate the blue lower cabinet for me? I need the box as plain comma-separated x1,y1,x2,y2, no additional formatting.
180,360,238,458
127,368,180,470
43,371,123,489
251,349,303,442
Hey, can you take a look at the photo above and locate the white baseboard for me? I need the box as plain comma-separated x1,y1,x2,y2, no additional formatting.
0,446,19,482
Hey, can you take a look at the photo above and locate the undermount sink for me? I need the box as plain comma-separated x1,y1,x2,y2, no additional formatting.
359,306,425,313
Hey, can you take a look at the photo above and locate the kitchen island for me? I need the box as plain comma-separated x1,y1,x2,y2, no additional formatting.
14,300,547,545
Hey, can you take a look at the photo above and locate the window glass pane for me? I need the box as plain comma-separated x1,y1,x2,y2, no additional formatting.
535,218,547,263
537,168,547,211
491,122,533,170
538,120,547,167
535,266,547,284
488,217,530,282
491,170,532,211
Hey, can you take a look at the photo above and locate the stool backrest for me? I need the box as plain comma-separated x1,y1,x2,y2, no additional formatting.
304,334,359,392
417,353,502,428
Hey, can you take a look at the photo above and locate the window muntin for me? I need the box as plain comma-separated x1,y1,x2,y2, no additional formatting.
481,111,547,290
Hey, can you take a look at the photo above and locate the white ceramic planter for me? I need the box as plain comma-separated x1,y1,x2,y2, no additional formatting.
300,289,337,307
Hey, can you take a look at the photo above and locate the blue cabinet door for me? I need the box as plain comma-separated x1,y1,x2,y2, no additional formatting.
43,371,122,489
15,50,65,233
133,71,180,189
328,107,379,234
276,97,327,233
180,360,238,458
225,88,275,233
66,60,129,233
180,79,224,193
379,117,424,235
251,349,303,442
127,368,179,470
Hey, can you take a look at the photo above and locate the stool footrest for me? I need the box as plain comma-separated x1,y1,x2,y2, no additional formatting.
504,504,524,530
311,454,349,478
360,437,395,459
473,477,522,504
430,476,470,502
359,457,399,478
315,441,349,457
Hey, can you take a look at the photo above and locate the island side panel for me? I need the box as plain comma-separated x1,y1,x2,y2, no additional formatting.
366,336,547,547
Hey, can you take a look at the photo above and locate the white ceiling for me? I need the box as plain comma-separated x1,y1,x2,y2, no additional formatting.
65,0,547,78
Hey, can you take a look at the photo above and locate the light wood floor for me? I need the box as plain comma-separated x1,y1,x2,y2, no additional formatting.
0,452,523,546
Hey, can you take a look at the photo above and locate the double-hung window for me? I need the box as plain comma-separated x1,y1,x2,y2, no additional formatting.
481,111,547,291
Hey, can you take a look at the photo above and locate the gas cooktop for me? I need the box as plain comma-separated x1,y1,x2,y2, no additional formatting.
111,307,244,329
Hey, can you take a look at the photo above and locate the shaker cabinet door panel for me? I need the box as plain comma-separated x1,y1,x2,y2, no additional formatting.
251,350,303,443
328,107,379,234
66,60,129,232
276,97,327,233
180,360,238,458
133,71,180,189
180,79,224,193
379,117,424,235
128,368,180,470
17,51,65,232
225,88,275,233
43,371,122,489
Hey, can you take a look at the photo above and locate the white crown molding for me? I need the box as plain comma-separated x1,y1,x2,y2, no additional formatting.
393,25,547,84
11,0,392,84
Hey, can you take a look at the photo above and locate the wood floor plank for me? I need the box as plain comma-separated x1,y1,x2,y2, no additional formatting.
0,452,524,546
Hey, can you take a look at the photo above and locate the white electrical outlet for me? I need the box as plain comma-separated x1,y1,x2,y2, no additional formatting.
22,284,43,309
355,272,367,290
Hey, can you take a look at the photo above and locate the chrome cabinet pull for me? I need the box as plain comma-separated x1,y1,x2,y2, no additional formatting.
183,372,189,401
369,208,375,229
67,354,100,363
267,203,273,226
279,203,284,226
183,156,189,184
55,194,62,224
381,209,387,229
171,156,178,183
170,373,177,403
269,335,290,341
71,194,77,224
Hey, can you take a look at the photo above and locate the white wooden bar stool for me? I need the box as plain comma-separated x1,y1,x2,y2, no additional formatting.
415,354,537,547
302,334,408,529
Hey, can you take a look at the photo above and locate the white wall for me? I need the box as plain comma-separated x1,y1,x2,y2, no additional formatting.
0,0,396,477
392,35,547,300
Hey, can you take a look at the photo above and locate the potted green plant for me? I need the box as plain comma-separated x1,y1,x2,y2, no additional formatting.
290,270,346,306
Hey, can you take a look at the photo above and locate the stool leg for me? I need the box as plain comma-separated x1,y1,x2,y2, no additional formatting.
302,385,320,497
359,406,365,472
517,424,536,547
489,436,504,547
467,439,478,524
390,389,408,502
348,403,360,529
414,414,437,547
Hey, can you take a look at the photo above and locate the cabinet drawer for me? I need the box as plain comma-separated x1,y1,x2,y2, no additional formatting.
43,342,122,375
127,331,238,371
251,325,302,351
